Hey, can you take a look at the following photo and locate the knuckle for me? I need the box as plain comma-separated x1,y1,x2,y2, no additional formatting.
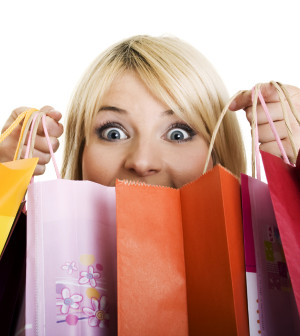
245,110,252,122
40,105,54,112
35,165,46,176
12,106,29,114
37,153,51,165
51,138,60,152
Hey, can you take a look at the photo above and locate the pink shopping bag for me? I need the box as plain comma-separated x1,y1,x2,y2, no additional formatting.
19,114,117,335
25,179,117,335
241,174,300,335
241,174,261,335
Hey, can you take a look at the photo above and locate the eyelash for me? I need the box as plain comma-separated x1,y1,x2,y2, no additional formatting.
95,121,128,141
165,123,196,143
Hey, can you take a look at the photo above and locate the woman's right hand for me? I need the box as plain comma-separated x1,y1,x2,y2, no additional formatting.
0,105,64,175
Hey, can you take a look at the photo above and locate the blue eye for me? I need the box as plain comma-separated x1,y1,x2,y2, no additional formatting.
166,124,196,142
102,128,127,140
96,122,128,141
167,129,190,141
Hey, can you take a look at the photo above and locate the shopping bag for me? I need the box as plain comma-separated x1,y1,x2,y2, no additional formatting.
116,164,249,336
114,91,249,336
258,81,300,315
0,109,38,336
240,83,300,335
240,174,261,335
241,174,300,335
261,150,300,314
0,108,38,257
23,115,117,336
25,179,117,335
0,208,27,335
0,109,38,335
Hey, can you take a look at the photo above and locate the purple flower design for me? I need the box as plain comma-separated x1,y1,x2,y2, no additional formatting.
83,296,109,328
78,265,100,288
56,288,83,314
61,261,78,275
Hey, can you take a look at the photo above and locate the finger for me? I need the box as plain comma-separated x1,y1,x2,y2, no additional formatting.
244,102,285,124
11,106,32,119
39,105,61,120
230,83,281,111
257,120,288,143
20,146,51,165
260,139,296,164
1,106,31,133
46,109,62,122
34,164,46,176
24,134,60,153
36,115,64,138
39,106,62,123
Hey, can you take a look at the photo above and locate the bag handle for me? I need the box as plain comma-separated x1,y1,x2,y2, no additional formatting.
25,111,61,179
203,82,299,177
0,108,38,160
251,82,299,179
16,110,40,160
203,90,246,174
270,81,300,158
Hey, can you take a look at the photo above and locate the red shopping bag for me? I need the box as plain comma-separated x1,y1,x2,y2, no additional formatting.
116,164,249,336
240,82,300,335
261,149,300,315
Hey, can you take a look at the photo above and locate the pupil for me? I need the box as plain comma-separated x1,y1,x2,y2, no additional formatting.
172,131,183,140
108,130,120,139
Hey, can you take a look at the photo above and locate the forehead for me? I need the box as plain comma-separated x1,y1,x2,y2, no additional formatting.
101,70,170,111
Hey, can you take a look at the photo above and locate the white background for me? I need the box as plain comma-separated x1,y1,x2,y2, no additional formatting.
1,0,299,180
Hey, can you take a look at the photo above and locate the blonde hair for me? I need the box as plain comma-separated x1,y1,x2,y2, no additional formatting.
62,35,246,180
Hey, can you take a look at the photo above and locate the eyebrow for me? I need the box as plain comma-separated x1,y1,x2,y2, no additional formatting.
99,106,127,113
98,105,174,116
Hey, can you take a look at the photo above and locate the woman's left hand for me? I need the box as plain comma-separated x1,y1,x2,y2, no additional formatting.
229,82,300,164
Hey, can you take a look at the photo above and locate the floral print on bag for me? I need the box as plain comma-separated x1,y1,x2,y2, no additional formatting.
79,265,101,288
56,255,109,328
83,297,110,328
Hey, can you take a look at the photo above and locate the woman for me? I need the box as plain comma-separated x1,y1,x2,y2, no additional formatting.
1,35,299,182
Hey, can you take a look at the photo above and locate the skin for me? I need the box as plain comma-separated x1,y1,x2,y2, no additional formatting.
82,71,213,188
0,105,63,175
1,80,300,180
230,83,300,163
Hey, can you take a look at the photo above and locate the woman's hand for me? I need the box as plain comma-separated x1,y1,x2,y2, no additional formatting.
0,105,64,175
230,83,300,164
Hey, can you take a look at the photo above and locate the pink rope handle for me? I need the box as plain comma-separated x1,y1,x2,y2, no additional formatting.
251,85,291,180
42,115,61,179
257,90,290,165
25,113,39,159
25,113,61,179
251,87,261,180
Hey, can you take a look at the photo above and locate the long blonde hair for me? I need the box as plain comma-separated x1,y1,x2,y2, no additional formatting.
62,35,246,180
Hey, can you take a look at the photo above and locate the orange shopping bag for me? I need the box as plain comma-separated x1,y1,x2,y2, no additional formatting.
116,165,248,335
116,93,249,336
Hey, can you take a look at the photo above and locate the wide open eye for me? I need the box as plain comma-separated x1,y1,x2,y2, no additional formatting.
166,128,190,141
165,124,196,142
96,122,128,141
102,127,127,140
